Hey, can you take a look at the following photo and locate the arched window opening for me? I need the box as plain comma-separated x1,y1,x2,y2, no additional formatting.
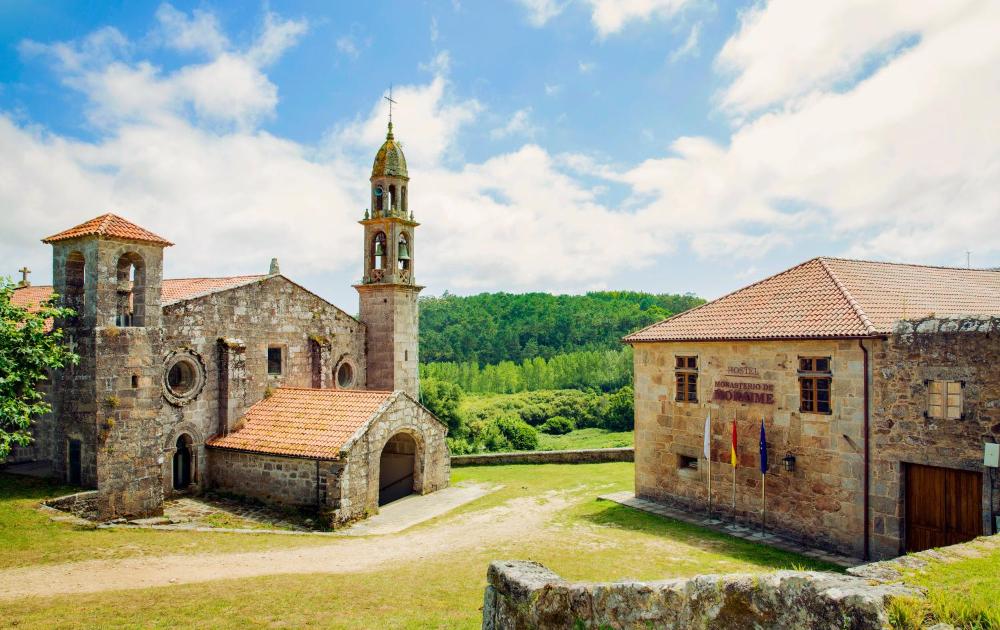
372,232,387,271
115,252,146,327
401,186,407,213
172,434,193,490
397,234,410,271
374,185,384,215
388,184,397,214
379,432,416,505
64,251,86,322
336,361,355,388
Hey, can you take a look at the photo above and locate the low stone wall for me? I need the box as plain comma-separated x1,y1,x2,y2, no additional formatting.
482,560,914,630
45,490,99,521
451,447,633,467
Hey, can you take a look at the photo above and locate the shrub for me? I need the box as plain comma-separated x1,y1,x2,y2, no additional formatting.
603,385,635,432
540,415,574,435
493,416,539,451
420,378,464,434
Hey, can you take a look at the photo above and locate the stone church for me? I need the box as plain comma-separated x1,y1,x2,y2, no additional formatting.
9,122,450,524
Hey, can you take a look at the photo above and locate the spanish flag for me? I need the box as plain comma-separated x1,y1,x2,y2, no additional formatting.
730,420,738,467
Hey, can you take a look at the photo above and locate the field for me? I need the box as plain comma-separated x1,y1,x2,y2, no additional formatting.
2,463,840,628
537,427,633,450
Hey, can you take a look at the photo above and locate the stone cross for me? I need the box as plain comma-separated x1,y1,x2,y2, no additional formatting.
384,86,397,124
18,266,31,287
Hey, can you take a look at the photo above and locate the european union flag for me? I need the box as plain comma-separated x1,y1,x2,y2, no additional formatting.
759,419,768,474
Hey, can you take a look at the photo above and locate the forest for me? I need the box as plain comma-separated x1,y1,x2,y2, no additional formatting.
418,291,704,454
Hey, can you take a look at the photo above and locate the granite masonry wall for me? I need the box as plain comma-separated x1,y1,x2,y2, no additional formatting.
868,316,1000,558
632,339,867,557
335,394,449,525
207,450,341,508
482,560,913,630
356,283,421,398
159,274,366,498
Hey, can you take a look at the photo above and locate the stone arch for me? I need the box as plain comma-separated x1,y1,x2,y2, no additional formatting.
64,250,86,321
371,231,387,271
397,232,411,271
164,424,203,493
115,251,146,326
377,429,422,505
173,434,194,490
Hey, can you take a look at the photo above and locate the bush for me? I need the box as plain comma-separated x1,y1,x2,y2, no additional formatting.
493,416,539,451
604,385,635,432
539,415,574,435
420,378,463,434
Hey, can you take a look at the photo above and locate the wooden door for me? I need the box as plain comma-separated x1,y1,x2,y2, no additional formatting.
905,463,982,553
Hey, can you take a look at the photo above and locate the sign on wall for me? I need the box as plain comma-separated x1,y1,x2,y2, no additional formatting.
713,366,775,404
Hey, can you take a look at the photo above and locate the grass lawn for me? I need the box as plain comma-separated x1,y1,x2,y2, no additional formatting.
537,427,633,450
3,462,839,629
888,544,1000,629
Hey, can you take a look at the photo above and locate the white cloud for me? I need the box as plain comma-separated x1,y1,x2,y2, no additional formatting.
515,0,568,26
336,36,360,58
544,83,561,96
587,0,694,37
669,22,700,63
490,108,537,140
155,3,229,56
716,0,975,114
578,60,595,73
430,16,439,43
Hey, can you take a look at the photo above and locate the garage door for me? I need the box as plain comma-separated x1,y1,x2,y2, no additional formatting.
905,463,982,553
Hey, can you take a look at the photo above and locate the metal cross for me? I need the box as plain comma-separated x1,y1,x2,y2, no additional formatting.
384,86,397,124
18,266,30,287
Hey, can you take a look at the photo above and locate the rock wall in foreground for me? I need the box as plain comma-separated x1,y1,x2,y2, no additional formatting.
482,560,914,630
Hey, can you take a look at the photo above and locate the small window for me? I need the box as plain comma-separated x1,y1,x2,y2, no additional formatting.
928,380,962,420
799,356,832,414
267,347,283,375
678,454,699,470
167,361,197,396
337,362,355,388
675,356,698,402
131,374,139,389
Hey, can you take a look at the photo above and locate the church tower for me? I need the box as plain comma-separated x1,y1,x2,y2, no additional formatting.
355,121,422,397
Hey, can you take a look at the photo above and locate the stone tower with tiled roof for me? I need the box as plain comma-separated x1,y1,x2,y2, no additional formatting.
41,213,170,519
355,122,422,398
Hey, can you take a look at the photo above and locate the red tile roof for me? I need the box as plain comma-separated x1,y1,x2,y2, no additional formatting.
207,388,397,460
12,275,266,313
42,213,173,246
625,257,1000,343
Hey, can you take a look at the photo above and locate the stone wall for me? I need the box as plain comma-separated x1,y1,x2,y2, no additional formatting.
356,283,421,398
335,393,449,524
160,275,366,497
482,560,913,630
868,317,1000,558
632,339,867,557
207,450,341,509
44,490,99,520
451,447,633,467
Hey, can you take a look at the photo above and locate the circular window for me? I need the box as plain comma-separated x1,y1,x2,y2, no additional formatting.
162,350,206,406
337,362,355,388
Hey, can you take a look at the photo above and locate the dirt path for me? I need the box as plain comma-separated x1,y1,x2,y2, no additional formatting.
0,493,568,599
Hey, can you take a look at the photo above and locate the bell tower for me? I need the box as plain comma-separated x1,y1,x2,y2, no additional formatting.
355,120,422,397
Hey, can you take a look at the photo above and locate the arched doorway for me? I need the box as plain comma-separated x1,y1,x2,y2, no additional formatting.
173,434,193,490
379,433,416,505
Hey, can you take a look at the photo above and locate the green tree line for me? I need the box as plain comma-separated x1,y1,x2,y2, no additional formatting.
419,291,704,365
419,348,633,394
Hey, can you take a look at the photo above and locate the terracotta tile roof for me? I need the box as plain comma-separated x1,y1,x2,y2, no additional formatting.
160,275,266,305
206,388,397,460
9,285,56,332
625,257,1000,343
42,213,173,246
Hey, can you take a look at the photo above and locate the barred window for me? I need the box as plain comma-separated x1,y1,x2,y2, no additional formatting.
928,380,962,420
799,356,831,414
675,356,698,403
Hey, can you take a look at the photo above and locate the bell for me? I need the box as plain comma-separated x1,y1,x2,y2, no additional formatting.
374,241,384,257
398,241,410,260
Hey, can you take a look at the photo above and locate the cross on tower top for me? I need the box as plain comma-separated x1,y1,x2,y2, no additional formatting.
384,86,397,126
17,266,31,287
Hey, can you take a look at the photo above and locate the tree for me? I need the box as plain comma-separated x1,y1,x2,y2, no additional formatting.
1,279,78,461
419,378,464,434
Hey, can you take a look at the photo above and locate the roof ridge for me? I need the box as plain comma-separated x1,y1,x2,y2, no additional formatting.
623,257,826,342
98,213,116,232
819,256,997,273
817,258,877,335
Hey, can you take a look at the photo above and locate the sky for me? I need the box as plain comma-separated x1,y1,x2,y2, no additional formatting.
1,0,998,310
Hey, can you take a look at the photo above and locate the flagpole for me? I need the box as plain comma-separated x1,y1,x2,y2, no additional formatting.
731,419,737,523
761,470,766,535
707,453,712,518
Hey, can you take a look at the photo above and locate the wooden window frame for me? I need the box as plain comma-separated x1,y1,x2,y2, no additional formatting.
798,356,832,415
675,355,698,403
926,380,964,420
267,346,284,376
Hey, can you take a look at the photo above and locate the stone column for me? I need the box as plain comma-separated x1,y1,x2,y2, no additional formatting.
218,338,248,435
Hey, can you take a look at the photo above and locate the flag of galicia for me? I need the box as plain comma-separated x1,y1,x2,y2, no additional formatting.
759,419,768,473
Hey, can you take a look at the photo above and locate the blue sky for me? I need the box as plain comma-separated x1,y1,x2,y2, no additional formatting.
1,1,997,309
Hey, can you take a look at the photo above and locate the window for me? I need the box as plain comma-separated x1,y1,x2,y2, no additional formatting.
162,350,206,406
115,252,145,327
167,361,197,396
675,356,698,402
336,362,355,388
799,357,832,414
928,380,963,420
267,347,283,375
678,454,699,470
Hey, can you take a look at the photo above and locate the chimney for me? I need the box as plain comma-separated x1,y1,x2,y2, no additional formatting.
269,258,280,275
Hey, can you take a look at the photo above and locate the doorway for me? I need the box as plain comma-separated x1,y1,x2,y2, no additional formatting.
379,433,416,506
905,463,982,552
68,439,82,485
173,434,193,490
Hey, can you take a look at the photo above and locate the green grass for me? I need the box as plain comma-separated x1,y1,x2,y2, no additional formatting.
0,473,335,569
537,427,633,450
888,544,1000,630
2,462,840,628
